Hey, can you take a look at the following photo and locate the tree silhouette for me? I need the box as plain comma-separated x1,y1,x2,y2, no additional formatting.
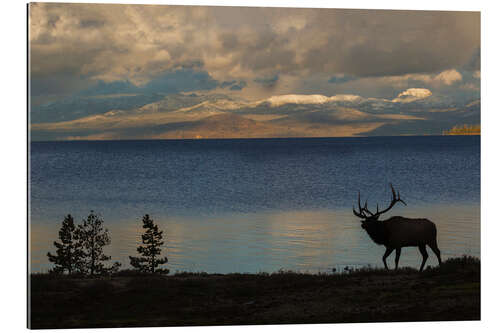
47,214,83,274
129,214,169,274
74,211,121,276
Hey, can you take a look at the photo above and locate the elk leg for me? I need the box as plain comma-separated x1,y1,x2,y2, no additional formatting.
429,240,442,266
418,245,429,272
394,248,401,270
382,247,394,270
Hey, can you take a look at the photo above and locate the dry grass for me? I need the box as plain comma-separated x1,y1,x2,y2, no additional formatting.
29,256,480,329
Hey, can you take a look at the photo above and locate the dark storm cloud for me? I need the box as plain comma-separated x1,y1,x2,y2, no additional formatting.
328,75,357,84
297,10,480,78
29,3,480,99
219,80,247,90
79,19,105,28
219,33,239,51
77,69,219,96
205,8,479,81
463,48,481,71
220,80,237,89
143,69,218,94
229,81,247,91
77,80,137,96
254,75,279,87
31,75,93,97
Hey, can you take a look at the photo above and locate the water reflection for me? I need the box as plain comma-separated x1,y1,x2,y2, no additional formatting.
30,203,479,273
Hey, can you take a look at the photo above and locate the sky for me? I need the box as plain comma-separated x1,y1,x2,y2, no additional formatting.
29,3,481,140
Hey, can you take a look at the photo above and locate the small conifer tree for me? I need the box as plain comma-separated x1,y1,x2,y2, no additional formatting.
47,214,82,274
74,211,120,276
129,214,168,274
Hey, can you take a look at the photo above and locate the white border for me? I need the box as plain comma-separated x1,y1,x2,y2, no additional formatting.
2,1,499,332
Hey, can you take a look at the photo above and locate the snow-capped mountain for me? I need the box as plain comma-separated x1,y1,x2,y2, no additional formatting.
31,88,480,141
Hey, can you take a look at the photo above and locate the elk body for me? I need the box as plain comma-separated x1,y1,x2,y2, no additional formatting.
353,184,442,272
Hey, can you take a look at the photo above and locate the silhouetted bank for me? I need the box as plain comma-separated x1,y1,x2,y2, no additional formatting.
29,256,479,329
443,124,480,135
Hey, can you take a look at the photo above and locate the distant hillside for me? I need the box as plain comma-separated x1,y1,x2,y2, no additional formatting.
443,124,480,135
153,113,382,139
30,92,481,141
155,113,289,139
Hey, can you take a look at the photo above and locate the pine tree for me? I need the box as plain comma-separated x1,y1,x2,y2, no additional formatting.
47,214,82,274
74,211,120,276
129,214,169,274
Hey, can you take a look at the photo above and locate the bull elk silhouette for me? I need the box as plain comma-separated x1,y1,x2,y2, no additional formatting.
353,184,442,272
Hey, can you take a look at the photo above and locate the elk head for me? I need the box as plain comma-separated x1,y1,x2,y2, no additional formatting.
352,183,407,230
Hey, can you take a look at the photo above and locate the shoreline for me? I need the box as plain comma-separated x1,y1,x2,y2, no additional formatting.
30,134,480,143
29,256,480,329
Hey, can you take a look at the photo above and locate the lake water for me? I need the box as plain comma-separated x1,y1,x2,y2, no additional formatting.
29,136,480,273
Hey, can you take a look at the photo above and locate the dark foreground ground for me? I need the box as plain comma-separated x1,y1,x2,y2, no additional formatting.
29,256,480,329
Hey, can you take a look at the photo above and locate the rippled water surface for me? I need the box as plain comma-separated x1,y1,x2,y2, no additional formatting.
30,136,480,273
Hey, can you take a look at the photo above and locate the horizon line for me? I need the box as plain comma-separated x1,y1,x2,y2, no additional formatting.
29,134,480,143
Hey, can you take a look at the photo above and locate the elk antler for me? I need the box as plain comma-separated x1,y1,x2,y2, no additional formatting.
353,184,407,220
370,183,407,218
353,191,369,218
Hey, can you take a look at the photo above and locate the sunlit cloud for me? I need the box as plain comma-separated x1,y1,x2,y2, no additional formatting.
434,69,463,86
392,88,432,103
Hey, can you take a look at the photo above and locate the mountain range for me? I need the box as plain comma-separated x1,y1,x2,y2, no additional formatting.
31,89,480,141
